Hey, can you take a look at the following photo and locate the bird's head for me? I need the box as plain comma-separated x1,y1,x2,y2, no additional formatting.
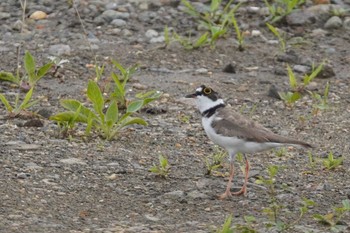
186,85,224,113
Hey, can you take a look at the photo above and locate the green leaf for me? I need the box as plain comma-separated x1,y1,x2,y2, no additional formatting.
111,59,126,76
210,0,221,12
18,87,34,111
24,51,36,82
268,165,279,177
60,99,97,119
0,93,13,112
106,100,118,127
287,64,297,89
216,214,233,233
50,111,88,123
149,166,159,173
342,199,350,210
159,154,168,168
118,116,147,129
87,80,104,116
304,63,323,85
127,100,144,113
193,32,208,48
36,62,53,80
0,72,20,84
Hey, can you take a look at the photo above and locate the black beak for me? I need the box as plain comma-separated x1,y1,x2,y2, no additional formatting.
185,93,197,98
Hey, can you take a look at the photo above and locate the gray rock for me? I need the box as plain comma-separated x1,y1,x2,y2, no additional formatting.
101,10,129,22
343,17,350,30
324,16,343,29
111,18,127,27
293,65,310,74
49,44,71,56
16,172,30,179
187,190,208,199
195,68,208,74
5,141,41,150
145,29,158,38
286,9,316,26
60,158,87,165
0,12,11,20
163,190,185,200
25,162,42,170
149,36,165,43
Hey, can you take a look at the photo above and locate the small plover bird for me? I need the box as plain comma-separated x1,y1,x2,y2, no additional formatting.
186,85,312,199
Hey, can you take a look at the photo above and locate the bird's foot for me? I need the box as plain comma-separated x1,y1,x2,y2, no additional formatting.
231,186,247,196
218,190,232,200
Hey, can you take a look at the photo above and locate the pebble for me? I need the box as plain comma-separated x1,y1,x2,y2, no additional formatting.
149,36,165,43
286,9,316,26
324,16,343,29
195,68,208,74
48,44,71,56
163,190,185,200
111,19,127,27
16,172,31,179
344,17,350,30
293,65,310,74
145,29,159,38
59,158,87,165
187,190,208,199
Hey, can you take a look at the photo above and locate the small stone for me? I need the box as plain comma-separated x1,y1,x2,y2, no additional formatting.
163,190,185,200
49,44,71,56
286,9,316,26
293,65,310,74
60,158,87,165
187,190,208,199
29,11,47,20
343,17,350,30
17,172,30,179
195,68,208,74
107,174,118,180
111,19,127,27
0,12,11,20
144,214,160,222
150,36,165,43
23,119,44,127
145,29,159,38
25,162,42,170
132,83,147,90
324,16,342,29
223,63,236,73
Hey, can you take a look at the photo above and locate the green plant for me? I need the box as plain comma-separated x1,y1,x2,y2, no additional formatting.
279,63,324,106
177,0,242,49
231,13,245,51
310,81,330,116
173,31,209,50
264,0,305,23
322,151,343,170
149,154,170,178
232,215,257,233
23,51,53,87
50,80,161,139
216,214,233,233
110,59,138,108
0,51,52,116
0,87,40,116
204,145,227,175
314,200,350,232
266,23,286,52
274,147,287,157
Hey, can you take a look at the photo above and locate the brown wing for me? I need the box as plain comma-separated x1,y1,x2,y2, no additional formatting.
212,107,312,147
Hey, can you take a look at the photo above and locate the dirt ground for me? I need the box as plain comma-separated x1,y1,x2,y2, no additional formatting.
1,1,350,232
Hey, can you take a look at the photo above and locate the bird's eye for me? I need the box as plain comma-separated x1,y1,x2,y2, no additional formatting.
203,87,211,95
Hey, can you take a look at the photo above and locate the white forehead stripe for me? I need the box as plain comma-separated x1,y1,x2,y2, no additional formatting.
196,87,203,92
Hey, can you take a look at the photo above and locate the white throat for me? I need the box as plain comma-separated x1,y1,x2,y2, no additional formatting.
196,96,225,114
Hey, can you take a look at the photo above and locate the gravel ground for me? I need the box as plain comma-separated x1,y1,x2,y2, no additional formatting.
1,0,350,232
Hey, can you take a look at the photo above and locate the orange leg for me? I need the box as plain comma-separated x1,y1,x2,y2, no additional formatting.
232,155,250,196
219,161,234,200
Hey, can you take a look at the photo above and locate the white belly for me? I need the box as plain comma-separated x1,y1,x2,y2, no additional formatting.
202,116,283,155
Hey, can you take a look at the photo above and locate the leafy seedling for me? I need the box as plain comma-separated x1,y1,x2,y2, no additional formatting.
264,0,305,23
50,80,160,140
149,154,170,178
204,145,227,175
215,214,233,233
232,215,257,232
322,151,343,170
266,23,286,52
314,200,350,232
231,13,245,51
310,81,330,116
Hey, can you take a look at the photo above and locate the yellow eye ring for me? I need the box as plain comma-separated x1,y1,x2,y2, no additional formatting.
203,87,211,95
